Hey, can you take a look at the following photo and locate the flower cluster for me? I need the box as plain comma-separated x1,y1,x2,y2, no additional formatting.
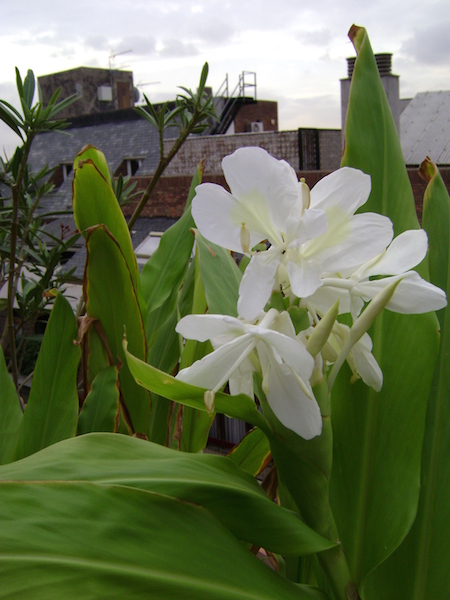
175,147,447,440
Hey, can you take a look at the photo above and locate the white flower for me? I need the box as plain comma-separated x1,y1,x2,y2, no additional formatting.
322,323,383,391
307,229,447,318
175,309,322,440
192,147,393,320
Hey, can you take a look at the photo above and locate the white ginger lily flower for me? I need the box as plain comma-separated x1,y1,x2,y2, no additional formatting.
192,147,393,321
322,323,383,392
306,229,447,318
175,308,322,440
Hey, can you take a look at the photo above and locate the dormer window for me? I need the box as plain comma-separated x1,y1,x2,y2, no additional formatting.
115,157,144,177
48,163,73,188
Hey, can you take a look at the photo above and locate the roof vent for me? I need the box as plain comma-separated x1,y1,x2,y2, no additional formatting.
346,53,393,78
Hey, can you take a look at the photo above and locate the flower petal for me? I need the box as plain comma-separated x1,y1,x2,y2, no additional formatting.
176,333,255,391
286,253,324,298
176,314,245,344
238,250,280,320
192,184,264,253
222,147,300,234
255,329,314,381
351,337,383,392
356,229,429,278
354,271,447,314
309,167,371,215
305,213,393,273
258,344,322,440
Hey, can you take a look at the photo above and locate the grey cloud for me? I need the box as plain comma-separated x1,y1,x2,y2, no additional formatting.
159,39,199,58
401,21,450,65
85,35,110,51
295,29,334,46
116,35,157,57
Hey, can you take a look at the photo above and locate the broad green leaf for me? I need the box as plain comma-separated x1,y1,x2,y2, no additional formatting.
123,338,271,435
146,258,196,446
84,226,150,437
141,163,201,304
331,26,440,585
341,26,419,235
0,480,327,600
362,161,450,599
178,250,214,452
14,294,80,461
77,366,120,435
0,433,335,559
141,162,202,336
227,427,272,477
0,347,22,465
73,153,138,291
195,228,242,316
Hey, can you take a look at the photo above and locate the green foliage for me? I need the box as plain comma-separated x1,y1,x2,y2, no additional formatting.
361,160,450,599
14,293,80,461
0,29,449,600
0,68,80,386
331,26,441,589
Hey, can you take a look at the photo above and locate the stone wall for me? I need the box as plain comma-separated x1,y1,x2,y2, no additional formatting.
162,129,341,177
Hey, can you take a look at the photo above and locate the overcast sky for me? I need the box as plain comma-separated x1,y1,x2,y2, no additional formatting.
1,0,449,158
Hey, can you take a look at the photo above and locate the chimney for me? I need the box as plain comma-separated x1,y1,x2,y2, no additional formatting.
340,53,400,142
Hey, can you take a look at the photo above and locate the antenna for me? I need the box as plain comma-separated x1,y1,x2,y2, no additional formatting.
109,49,133,70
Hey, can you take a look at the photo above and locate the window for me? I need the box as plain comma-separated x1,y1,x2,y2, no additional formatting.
48,163,73,188
114,158,143,178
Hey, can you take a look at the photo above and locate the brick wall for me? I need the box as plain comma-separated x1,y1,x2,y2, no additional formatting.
124,167,450,222
233,100,278,133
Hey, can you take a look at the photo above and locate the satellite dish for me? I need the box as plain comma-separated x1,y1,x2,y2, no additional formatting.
133,87,140,103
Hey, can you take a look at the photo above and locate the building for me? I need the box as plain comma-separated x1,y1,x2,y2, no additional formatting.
38,67,136,118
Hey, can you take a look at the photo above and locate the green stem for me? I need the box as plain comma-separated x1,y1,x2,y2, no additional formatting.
127,108,204,230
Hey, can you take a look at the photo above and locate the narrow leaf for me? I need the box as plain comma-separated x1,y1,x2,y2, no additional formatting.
14,294,80,460
0,347,22,465
77,366,120,434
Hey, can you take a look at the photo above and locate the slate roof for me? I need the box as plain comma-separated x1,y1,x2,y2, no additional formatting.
61,216,177,281
28,108,178,213
401,91,450,166
25,109,180,280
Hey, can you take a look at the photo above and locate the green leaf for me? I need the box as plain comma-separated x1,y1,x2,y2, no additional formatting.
22,69,35,110
227,427,272,477
195,229,242,316
123,337,271,435
361,161,450,599
141,162,202,334
14,293,80,461
72,152,138,291
341,25,420,235
77,366,120,435
0,433,336,559
84,226,150,437
0,102,23,139
73,144,112,185
0,480,327,600
330,26,441,586
0,347,22,465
